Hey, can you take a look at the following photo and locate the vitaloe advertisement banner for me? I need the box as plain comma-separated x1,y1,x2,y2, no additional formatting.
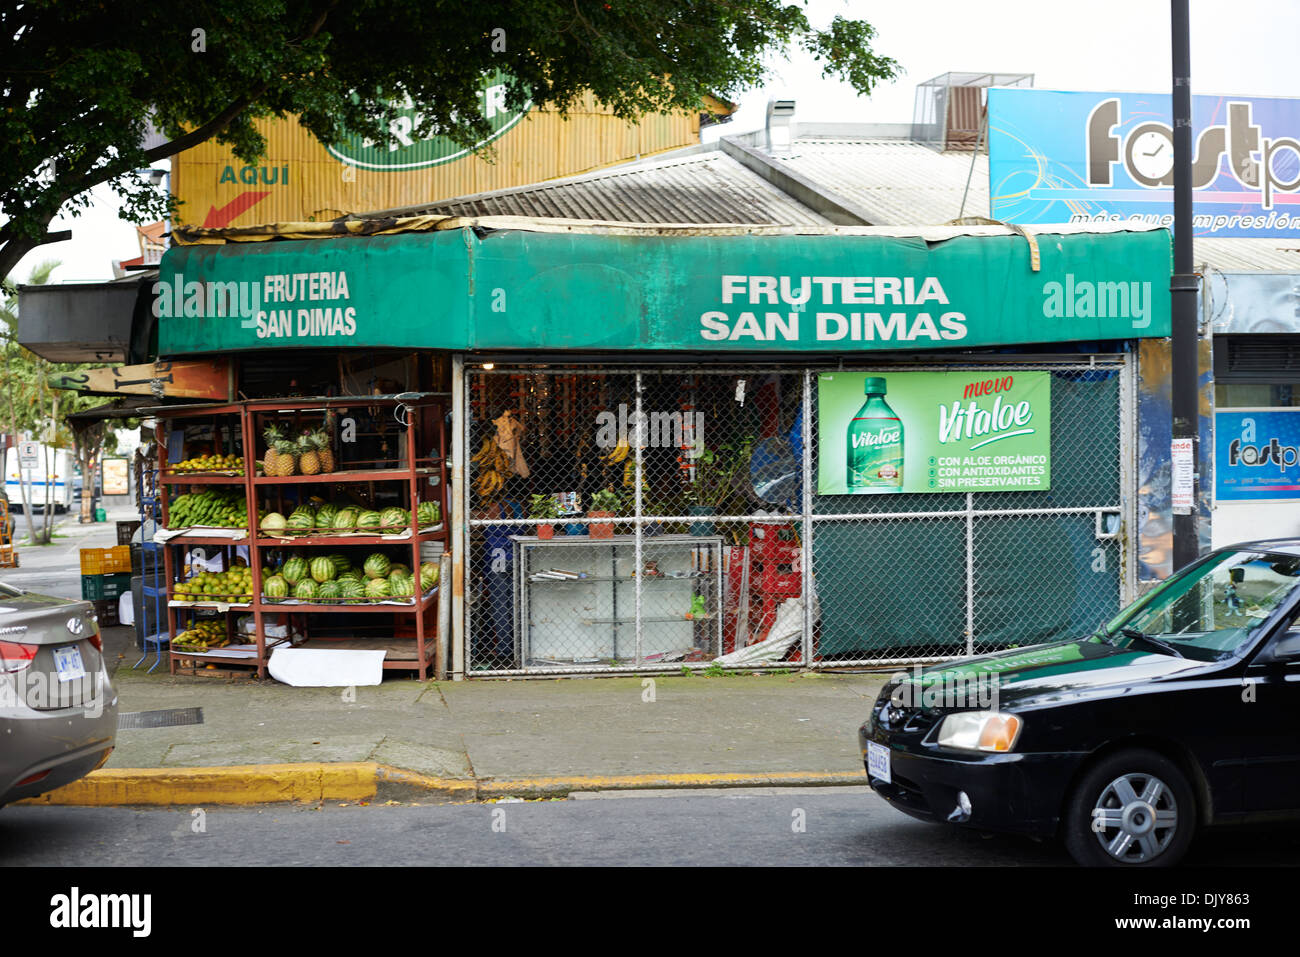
816,371,1052,495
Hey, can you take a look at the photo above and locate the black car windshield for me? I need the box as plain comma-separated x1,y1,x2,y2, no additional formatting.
1099,550,1300,660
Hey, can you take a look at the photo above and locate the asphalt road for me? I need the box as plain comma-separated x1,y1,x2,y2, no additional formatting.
1,505,136,601
3,789,1299,867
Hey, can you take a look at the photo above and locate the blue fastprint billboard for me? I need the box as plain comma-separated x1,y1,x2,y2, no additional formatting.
989,89,1300,238
1215,410,1300,501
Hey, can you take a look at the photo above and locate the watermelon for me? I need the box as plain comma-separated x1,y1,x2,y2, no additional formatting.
293,578,319,600
363,553,391,579
286,511,314,535
260,512,288,533
338,568,363,582
388,563,411,579
315,503,339,528
290,504,316,522
263,574,290,599
356,510,382,531
310,556,336,583
365,577,392,599
418,562,440,590
389,575,415,599
333,507,360,530
318,581,342,601
282,556,309,585
339,578,366,602
416,501,440,527
328,553,351,575
379,507,408,529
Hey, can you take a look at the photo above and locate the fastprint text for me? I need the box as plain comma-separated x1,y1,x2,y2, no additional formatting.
700,274,967,343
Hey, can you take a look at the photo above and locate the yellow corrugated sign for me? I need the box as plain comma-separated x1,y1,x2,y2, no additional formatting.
172,83,700,228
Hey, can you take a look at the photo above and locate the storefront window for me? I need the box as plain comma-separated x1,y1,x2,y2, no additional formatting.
1215,383,1300,407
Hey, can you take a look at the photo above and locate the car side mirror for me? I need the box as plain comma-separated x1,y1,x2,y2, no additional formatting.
1262,629,1300,664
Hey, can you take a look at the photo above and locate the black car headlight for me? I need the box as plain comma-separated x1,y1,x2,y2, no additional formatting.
935,712,1023,753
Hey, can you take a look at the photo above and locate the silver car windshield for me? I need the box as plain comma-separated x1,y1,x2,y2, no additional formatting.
1102,550,1300,659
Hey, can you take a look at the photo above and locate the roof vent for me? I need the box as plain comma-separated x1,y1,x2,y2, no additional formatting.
766,99,797,154
912,72,1033,152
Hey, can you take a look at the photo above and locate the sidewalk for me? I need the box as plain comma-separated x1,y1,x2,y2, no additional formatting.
1,503,138,600
45,642,890,805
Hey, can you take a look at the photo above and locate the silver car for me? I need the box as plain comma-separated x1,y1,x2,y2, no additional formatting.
0,583,117,805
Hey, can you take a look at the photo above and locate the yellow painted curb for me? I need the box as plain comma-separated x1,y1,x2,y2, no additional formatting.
478,770,864,799
16,764,864,807
375,766,477,802
17,763,378,807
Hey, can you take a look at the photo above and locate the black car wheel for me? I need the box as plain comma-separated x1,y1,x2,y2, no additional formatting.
1064,749,1196,867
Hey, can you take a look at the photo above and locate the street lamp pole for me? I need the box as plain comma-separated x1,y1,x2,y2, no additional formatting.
1170,0,1200,571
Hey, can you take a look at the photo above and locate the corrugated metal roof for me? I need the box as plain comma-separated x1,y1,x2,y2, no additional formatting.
363,150,831,226
764,138,989,226
1196,238,1300,273
177,214,1164,245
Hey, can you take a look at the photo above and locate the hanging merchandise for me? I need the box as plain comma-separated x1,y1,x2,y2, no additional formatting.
493,409,530,477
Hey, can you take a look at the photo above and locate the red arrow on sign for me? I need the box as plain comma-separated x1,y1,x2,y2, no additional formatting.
203,191,271,228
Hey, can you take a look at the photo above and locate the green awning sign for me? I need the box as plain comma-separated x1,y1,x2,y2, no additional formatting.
156,226,1172,355
324,72,530,170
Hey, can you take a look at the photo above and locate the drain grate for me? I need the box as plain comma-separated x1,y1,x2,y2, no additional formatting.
117,707,204,730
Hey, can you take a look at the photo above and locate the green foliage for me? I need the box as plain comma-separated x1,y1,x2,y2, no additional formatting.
528,493,562,521
589,488,622,513
0,2,898,275
686,437,756,510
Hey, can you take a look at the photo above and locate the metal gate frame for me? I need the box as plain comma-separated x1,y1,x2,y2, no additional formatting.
455,354,1137,677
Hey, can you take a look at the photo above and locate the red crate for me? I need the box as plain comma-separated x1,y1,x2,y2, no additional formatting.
749,523,800,562
752,558,801,596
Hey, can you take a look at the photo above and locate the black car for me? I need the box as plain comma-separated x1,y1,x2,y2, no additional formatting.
860,540,1300,867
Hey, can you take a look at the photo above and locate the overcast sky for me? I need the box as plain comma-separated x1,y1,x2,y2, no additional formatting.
19,0,1300,284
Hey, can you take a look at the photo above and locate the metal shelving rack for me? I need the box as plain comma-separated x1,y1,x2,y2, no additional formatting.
511,534,723,667
152,395,448,679
134,467,169,672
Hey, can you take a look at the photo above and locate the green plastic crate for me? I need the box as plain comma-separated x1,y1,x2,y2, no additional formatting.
81,572,131,601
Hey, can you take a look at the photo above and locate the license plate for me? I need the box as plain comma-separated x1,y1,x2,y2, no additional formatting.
866,741,891,784
53,645,85,683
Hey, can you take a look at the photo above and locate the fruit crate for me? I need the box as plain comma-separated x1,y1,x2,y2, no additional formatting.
80,546,132,576
81,572,132,601
92,598,120,627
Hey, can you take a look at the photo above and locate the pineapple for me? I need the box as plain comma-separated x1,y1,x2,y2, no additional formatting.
273,438,299,476
262,424,285,476
297,431,321,476
312,427,334,473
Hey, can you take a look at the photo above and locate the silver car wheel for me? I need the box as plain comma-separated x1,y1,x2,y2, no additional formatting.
1090,772,1179,863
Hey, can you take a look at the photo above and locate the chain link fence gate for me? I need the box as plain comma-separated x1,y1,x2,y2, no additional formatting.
463,358,1133,675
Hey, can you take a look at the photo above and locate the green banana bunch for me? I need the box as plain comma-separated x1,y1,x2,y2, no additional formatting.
167,488,251,530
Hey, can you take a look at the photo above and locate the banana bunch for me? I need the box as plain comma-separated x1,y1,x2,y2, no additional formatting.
172,619,231,653
604,438,631,463
471,436,514,501
168,489,255,530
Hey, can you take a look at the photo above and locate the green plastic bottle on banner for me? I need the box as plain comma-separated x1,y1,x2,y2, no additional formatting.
846,377,904,491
